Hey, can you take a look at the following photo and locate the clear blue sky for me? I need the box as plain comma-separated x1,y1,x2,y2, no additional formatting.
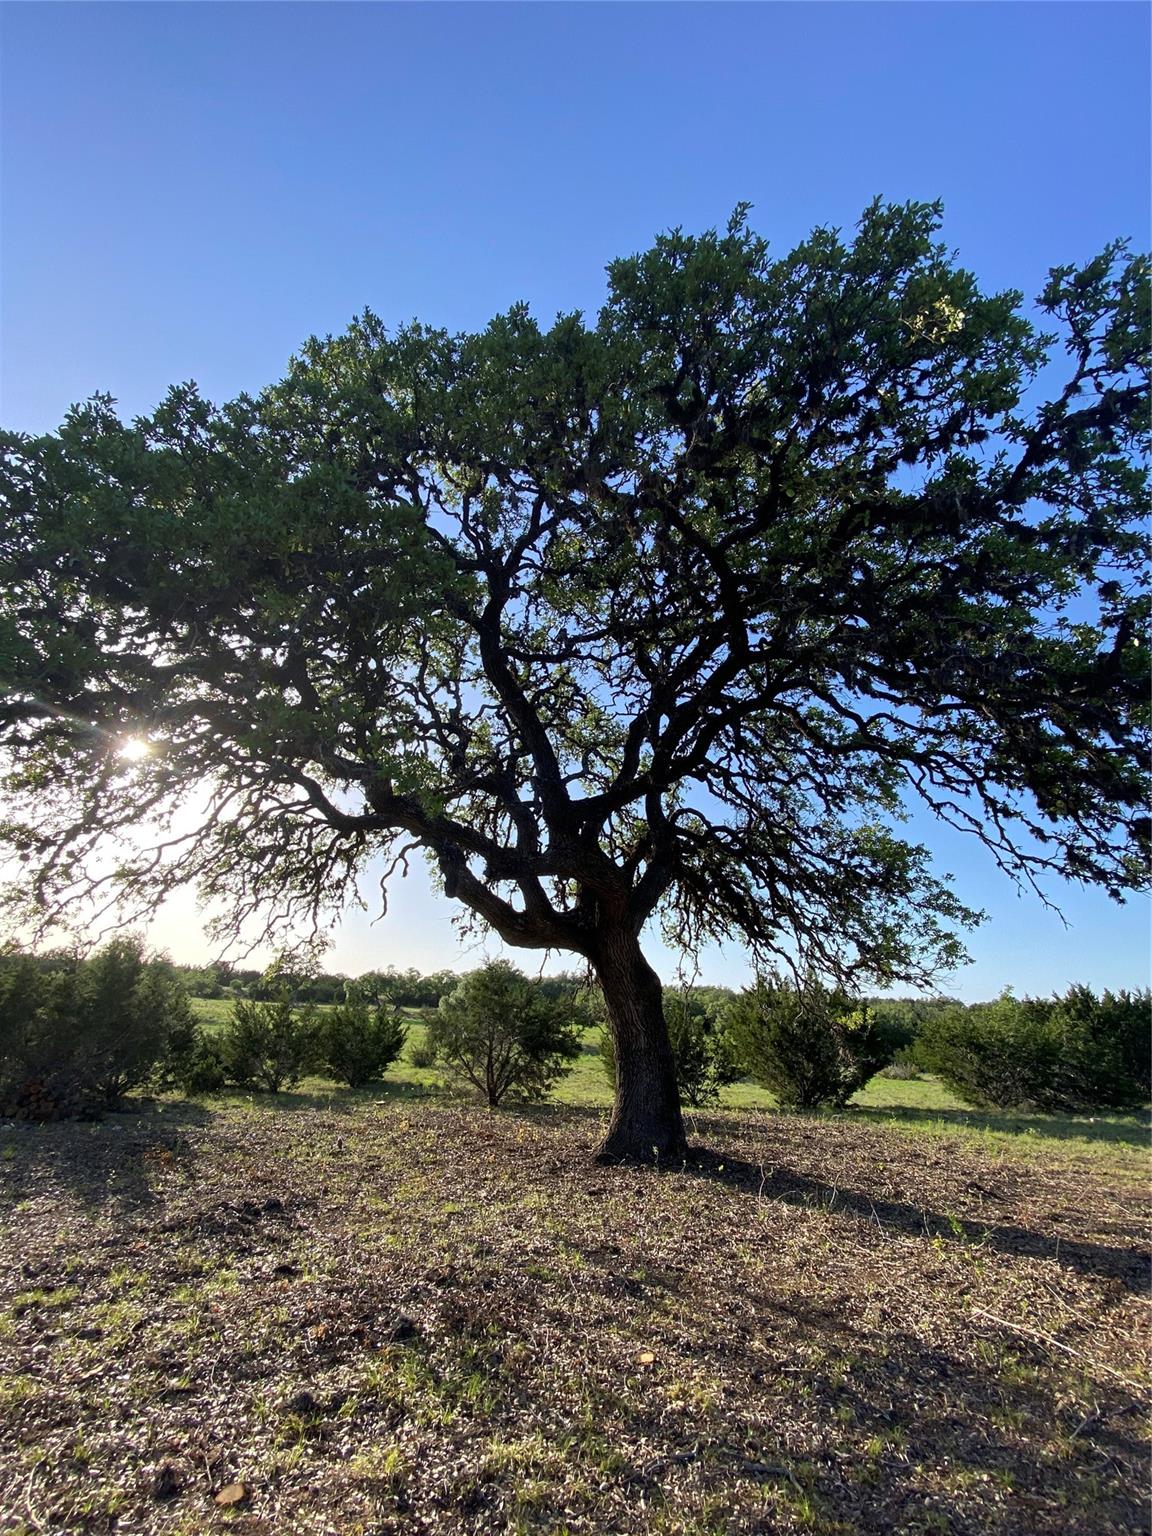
1,2,1148,998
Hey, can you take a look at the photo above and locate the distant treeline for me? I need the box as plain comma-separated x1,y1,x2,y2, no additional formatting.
173,960,957,1033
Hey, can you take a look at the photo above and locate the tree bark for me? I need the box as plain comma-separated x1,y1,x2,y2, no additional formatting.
593,925,688,1163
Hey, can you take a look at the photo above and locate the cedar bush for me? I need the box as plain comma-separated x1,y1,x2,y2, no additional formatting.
0,950,88,1118
218,997,319,1092
316,995,407,1087
428,961,582,1106
0,938,193,1116
164,1020,228,1095
79,937,194,1104
918,987,1150,1111
725,975,898,1109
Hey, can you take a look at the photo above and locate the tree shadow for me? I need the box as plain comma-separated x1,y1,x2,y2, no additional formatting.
0,1098,215,1214
634,1300,1148,1533
681,1147,1151,1293
845,1102,1151,1149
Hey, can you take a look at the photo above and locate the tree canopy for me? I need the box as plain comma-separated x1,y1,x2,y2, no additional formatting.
1,200,1147,1158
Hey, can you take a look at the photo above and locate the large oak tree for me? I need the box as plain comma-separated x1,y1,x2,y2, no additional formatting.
1,202,1147,1159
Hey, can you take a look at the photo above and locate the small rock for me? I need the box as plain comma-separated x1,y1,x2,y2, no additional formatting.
214,1482,249,1507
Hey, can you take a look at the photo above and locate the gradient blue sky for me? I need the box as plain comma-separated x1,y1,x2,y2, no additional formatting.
1,2,1148,997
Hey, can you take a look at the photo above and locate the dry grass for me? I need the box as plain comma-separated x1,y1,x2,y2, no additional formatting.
1,1100,1148,1534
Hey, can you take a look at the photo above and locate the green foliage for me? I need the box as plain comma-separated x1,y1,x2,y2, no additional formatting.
725,976,899,1109
163,1019,228,1095
364,967,459,1008
218,997,318,1093
599,989,739,1107
0,948,86,1118
408,1039,438,1070
428,961,582,1107
76,936,193,1104
316,993,407,1088
918,986,1150,1111
0,938,192,1116
1,204,1145,1005
879,1047,923,1081
0,206,1146,1159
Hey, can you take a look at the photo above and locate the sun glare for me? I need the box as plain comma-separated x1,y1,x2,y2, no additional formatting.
117,736,152,762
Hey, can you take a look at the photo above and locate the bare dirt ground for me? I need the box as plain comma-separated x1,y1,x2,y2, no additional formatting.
1,1101,1148,1535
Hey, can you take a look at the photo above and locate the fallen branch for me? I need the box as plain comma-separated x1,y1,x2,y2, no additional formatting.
970,1307,1152,1398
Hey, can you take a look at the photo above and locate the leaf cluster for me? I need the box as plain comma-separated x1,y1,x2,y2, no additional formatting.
917,985,1150,1111
0,201,1146,990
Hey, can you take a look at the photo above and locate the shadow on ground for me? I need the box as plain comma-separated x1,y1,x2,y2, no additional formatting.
846,1103,1151,1148
0,1099,214,1213
681,1146,1151,1293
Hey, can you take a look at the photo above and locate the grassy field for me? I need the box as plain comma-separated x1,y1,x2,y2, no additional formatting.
0,1096,1147,1535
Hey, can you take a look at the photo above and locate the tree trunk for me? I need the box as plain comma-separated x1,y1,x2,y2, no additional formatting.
593,926,687,1163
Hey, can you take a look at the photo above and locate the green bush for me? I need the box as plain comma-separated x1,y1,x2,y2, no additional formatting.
408,1039,438,1069
428,961,582,1106
218,997,318,1093
316,995,407,1087
599,989,739,1107
77,937,194,1105
879,1047,923,1080
163,1020,228,1095
725,975,898,1109
0,950,86,1118
0,939,193,1117
918,986,1150,1111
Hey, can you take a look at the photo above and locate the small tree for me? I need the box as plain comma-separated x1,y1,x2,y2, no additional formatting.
726,976,897,1110
164,1022,228,1095
0,949,82,1117
218,997,318,1093
428,960,582,1107
316,993,407,1088
0,938,192,1113
1048,985,1150,1111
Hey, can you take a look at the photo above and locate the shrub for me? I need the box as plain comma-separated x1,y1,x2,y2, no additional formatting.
316,995,407,1087
879,1048,922,1080
725,975,898,1109
218,998,318,1092
163,1020,228,1095
408,1039,438,1069
428,961,582,1106
919,986,1150,1111
599,989,739,1107
77,937,194,1105
0,939,193,1116
0,950,87,1119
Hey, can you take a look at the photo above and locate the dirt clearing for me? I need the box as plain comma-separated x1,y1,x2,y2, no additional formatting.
1,1102,1147,1534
